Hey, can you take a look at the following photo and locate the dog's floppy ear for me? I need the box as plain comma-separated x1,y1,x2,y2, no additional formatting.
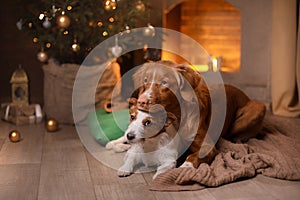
175,71,197,103
176,64,203,89
149,104,167,125
128,97,137,109
149,105,177,129
149,104,166,116
165,112,177,128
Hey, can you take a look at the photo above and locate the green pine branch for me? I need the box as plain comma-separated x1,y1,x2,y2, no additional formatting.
18,0,150,64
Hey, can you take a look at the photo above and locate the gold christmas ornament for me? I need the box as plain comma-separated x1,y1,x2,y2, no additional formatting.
45,42,51,48
33,37,38,43
136,0,145,11
88,21,94,27
102,31,108,36
45,118,59,132
71,42,80,52
104,0,117,10
97,21,103,27
39,13,45,20
37,50,48,62
110,1,117,10
109,17,115,23
56,13,71,28
9,130,21,142
125,25,130,33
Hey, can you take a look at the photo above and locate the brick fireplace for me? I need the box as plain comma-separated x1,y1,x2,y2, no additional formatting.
161,0,272,103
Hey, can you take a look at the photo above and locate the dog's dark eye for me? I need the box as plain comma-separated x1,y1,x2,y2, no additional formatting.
161,80,167,86
143,120,151,126
144,77,148,83
130,115,135,121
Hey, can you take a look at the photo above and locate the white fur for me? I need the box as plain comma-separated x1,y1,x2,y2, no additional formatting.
106,136,130,153
180,161,194,168
109,64,200,175
144,65,199,150
118,132,177,179
117,110,178,179
143,69,157,99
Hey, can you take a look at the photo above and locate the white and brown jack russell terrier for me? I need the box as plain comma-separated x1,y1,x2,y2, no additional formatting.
107,99,181,179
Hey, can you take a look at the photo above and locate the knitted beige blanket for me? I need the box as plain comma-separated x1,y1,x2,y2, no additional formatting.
149,123,300,191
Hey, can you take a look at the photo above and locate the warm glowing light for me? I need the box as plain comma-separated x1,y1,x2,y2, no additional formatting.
59,17,66,23
190,65,209,72
97,21,103,27
45,118,59,132
67,6,72,11
39,13,45,20
125,25,130,33
212,58,218,72
33,37,38,43
109,17,115,23
45,42,51,48
105,0,117,10
89,21,94,27
9,130,21,142
72,44,78,48
48,120,54,126
63,30,69,35
143,44,148,51
102,31,108,36
72,43,80,52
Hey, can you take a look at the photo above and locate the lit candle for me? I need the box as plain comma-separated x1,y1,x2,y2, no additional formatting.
9,130,21,142
45,118,59,132
212,58,218,72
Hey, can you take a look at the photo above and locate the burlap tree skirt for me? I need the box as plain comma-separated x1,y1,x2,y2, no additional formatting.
43,59,121,124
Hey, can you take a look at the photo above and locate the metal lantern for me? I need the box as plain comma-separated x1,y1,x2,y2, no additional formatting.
10,65,29,106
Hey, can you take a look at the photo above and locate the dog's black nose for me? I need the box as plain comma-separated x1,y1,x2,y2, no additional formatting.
127,132,135,140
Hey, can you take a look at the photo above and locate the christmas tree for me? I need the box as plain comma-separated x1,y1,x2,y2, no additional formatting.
17,0,150,64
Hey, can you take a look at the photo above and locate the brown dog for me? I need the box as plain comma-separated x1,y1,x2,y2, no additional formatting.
133,60,266,168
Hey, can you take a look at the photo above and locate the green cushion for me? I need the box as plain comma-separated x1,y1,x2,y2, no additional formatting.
87,109,129,145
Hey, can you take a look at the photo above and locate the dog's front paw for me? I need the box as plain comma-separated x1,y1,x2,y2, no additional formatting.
117,169,132,177
117,166,132,177
105,141,114,150
179,161,194,168
113,143,131,153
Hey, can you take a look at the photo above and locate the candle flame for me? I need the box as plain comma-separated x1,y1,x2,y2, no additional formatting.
212,58,218,72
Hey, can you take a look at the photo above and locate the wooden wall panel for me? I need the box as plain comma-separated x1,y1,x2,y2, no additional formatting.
180,0,241,72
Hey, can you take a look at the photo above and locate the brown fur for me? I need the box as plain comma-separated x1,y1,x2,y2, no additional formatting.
133,60,266,168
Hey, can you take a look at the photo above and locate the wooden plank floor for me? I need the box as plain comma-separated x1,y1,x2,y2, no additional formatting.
0,119,299,200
